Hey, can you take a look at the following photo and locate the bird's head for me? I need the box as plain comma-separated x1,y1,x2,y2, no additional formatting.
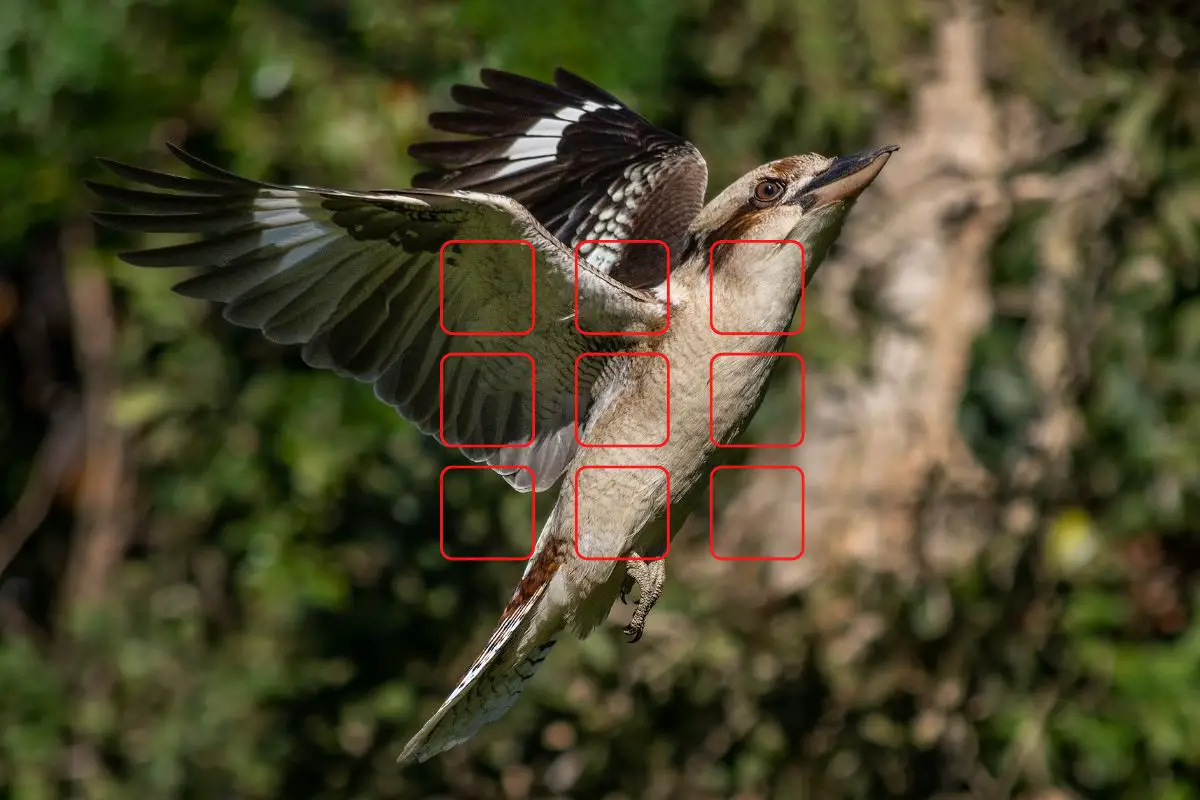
686,144,897,331
697,144,898,273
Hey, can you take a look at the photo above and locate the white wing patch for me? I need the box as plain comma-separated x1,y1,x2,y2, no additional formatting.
490,99,625,179
576,162,654,271
553,99,622,123
483,154,559,180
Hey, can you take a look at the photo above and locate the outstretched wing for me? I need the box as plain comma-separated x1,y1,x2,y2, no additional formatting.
88,145,666,492
408,67,709,289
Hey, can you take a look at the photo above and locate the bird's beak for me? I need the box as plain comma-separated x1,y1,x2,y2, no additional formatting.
795,144,899,211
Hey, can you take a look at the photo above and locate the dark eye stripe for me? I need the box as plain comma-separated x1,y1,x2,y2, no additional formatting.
700,207,773,257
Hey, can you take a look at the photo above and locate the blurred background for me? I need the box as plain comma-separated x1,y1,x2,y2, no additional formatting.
2,0,1199,797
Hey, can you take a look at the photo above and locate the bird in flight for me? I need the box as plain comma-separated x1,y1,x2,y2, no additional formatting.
87,67,896,763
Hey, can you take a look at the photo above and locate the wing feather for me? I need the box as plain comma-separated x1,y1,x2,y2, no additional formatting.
410,67,709,290
90,145,666,491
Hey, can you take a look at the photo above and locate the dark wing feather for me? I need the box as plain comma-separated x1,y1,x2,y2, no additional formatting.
409,68,709,290
89,145,666,492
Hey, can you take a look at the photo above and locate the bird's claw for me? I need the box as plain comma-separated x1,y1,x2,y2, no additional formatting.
620,557,666,644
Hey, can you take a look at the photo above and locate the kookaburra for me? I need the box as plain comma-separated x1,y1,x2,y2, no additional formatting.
88,67,896,763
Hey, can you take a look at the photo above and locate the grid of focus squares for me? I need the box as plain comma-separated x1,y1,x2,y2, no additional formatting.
437,239,806,561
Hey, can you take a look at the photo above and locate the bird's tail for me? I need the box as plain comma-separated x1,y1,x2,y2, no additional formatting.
397,541,566,764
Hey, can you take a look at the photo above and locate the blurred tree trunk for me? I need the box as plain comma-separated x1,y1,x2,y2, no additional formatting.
706,5,1007,592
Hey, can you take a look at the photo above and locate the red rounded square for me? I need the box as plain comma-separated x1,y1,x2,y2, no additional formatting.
574,239,670,336
708,239,806,335
439,465,537,561
709,352,805,448
439,239,535,336
708,465,805,561
573,352,670,448
572,465,671,561
439,352,535,448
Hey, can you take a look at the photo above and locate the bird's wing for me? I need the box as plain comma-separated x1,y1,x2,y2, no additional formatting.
88,145,666,492
408,67,709,290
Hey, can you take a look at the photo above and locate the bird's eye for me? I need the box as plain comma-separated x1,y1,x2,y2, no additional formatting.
752,179,785,205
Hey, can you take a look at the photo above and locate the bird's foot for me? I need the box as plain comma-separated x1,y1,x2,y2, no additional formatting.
621,556,666,644
618,571,645,605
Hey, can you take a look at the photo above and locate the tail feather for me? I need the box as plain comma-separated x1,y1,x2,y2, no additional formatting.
398,581,558,763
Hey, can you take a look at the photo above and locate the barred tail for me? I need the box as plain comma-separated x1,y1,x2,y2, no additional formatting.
398,544,566,763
